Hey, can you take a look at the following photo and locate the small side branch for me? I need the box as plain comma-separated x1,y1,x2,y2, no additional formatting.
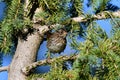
72,10,120,22
0,66,9,72
22,54,78,75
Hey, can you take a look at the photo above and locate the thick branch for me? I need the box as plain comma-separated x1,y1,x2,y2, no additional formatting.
22,54,78,75
0,66,9,72
72,10,120,22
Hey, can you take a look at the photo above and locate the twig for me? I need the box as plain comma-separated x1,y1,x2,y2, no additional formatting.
0,66,9,72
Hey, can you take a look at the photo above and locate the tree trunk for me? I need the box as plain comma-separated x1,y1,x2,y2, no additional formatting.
8,31,43,80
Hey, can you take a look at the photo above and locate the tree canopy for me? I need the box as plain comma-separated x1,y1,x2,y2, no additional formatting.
0,0,120,80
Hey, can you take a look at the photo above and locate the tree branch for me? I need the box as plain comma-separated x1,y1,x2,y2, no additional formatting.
0,66,9,72
33,10,120,35
72,10,120,22
22,54,78,75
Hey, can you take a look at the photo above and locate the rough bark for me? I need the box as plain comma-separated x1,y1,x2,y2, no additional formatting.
8,31,43,80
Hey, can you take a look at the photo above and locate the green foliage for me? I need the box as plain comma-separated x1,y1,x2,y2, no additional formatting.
73,0,83,15
0,0,31,53
72,22,120,80
89,0,111,13
35,0,83,25
27,73,43,80
43,61,68,80
36,0,71,24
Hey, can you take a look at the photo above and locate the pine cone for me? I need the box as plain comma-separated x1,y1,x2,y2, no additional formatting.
47,29,67,53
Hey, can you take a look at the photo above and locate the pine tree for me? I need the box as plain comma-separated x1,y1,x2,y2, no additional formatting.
0,0,120,80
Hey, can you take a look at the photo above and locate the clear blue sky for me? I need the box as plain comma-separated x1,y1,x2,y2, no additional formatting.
0,2,6,20
0,0,119,80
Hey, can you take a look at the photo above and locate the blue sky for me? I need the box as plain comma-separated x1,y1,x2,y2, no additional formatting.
0,0,120,80
0,2,6,20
